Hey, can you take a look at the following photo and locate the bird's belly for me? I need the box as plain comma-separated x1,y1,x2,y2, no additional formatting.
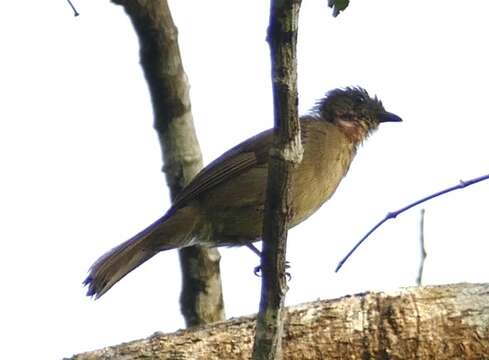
205,205,265,246
197,166,267,246
197,127,353,246
201,159,349,246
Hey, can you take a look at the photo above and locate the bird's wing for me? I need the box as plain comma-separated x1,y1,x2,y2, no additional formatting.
170,129,273,211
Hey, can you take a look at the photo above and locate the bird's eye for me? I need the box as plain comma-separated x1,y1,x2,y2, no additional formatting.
355,96,364,105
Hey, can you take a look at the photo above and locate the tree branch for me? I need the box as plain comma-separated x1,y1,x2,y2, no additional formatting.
111,0,224,326
67,283,489,359
252,1,303,359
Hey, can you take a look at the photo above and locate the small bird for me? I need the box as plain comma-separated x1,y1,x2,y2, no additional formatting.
84,87,401,298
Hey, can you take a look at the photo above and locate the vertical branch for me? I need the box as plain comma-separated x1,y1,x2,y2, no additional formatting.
416,208,427,286
252,1,303,359
111,0,224,326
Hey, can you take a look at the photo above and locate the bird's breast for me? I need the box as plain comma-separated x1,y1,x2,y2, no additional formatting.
288,122,355,227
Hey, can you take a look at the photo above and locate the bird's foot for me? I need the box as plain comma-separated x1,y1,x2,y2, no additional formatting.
253,262,291,281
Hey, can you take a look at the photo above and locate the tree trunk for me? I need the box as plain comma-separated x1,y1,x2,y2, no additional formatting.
67,283,489,359
111,0,225,326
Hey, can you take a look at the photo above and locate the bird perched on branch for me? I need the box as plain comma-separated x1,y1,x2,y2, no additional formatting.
84,87,401,299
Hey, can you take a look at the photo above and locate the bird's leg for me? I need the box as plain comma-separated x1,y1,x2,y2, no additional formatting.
246,243,262,257
246,243,290,279
244,244,265,276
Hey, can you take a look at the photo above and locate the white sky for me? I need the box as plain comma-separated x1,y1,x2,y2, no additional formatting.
1,1,488,358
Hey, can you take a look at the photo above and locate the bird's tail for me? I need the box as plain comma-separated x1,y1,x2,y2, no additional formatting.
83,207,199,299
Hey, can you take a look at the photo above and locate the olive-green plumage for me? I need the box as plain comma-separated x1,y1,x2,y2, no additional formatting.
84,87,401,298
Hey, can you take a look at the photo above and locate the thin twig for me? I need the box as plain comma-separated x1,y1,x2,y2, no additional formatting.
416,208,427,286
336,173,489,272
66,0,80,17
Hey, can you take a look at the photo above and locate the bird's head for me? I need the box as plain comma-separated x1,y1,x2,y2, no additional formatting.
313,87,402,143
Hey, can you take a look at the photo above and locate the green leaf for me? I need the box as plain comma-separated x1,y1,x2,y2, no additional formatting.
328,0,350,17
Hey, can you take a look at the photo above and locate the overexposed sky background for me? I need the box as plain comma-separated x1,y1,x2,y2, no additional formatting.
1,1,488,358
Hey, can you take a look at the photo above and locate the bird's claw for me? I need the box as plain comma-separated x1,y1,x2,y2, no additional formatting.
254,265,262,277
253,261,291,280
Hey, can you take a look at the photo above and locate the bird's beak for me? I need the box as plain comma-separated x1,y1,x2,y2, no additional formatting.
379,111,402,123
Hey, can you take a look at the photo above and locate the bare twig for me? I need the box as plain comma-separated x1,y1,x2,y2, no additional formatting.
416,208,427,286
66,0,79,17
336,173,489,272
252,1,302,359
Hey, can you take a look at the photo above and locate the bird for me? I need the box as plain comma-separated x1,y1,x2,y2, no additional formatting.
84,87,402,299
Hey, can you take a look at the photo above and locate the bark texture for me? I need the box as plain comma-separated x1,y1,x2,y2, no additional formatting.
111,0,224,326
67,283,489,359
252,1,303,359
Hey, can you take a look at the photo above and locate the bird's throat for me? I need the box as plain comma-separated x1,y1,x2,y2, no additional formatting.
334,119,369,145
